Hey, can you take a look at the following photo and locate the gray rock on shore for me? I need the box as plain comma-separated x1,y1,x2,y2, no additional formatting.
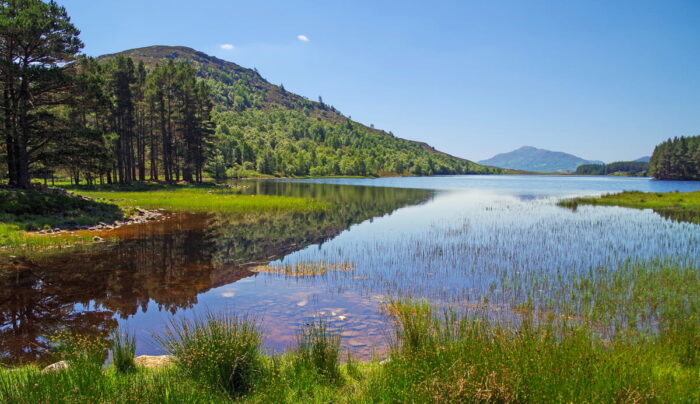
41,360,69,373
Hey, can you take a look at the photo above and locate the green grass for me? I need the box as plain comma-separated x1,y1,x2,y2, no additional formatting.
69,183,328,215
111,330,137,374
0,188,123,250
1,261,698,402
155,313,264,398
0,183,328,251
559,190,700,223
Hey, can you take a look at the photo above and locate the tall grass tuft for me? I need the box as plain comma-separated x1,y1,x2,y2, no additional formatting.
294,319,342,384
111,329,136,374
156,312,263,397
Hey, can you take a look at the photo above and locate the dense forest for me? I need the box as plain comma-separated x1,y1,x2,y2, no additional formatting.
0,1,499,189
103,46,501,179
649,136,700,180
575,161,649,176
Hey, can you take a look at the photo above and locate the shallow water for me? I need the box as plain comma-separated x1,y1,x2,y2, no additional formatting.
1,175,699,364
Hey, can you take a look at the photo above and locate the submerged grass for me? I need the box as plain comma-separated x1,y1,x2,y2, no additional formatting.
559,190,700,223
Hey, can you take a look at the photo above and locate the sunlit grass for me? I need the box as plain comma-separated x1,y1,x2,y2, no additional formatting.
0,183,328,251
74,185,328,214
0,188,123,251
560,190,700,223
0,222,94,249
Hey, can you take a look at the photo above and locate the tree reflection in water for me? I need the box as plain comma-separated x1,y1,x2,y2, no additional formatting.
0,183,431,365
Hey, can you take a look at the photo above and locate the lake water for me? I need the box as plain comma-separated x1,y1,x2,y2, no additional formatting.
1,175,699,364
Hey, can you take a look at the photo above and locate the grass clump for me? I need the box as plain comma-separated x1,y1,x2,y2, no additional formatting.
111,329,137,374
559,190,700,223
294,319,342,384
156,312,264,398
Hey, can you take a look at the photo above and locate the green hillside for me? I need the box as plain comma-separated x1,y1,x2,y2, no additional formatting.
100,46,501,178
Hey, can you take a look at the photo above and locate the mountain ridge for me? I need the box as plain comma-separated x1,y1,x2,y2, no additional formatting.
479,146,603,172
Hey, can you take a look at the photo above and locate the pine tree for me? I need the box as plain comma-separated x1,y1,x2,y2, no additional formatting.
0,0,83,188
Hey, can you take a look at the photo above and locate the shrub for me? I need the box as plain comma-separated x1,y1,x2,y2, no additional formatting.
156,312,263,397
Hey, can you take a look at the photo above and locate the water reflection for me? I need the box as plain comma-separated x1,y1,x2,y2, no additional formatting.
0,184,430,365
1,176,699,365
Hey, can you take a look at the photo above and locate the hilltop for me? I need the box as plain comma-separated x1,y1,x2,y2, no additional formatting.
99,46,500,177
479,146,603,173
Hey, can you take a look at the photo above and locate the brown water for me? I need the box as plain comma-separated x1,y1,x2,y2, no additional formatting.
1,176,699,365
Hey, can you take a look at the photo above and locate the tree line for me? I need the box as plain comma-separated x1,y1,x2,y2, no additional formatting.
575,161,649,177
0,0,213,188
649,136,700,181
1,0,500,189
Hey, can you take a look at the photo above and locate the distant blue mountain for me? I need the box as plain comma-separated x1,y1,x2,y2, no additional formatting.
634,156,650,163
478,146,604,172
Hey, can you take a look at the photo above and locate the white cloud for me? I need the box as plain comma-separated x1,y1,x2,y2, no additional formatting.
219,43,234,50
297,35,310,42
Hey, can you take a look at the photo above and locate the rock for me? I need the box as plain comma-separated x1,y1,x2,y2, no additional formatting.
134,355,175,369
42,360,69,373
92,236,103,242
379,358,391,365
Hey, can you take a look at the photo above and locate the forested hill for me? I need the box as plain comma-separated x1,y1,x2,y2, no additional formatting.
100,46,500,177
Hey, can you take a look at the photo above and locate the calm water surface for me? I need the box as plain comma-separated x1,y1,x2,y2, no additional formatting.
1,175,699,364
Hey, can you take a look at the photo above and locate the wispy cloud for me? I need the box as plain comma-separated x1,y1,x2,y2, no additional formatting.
297,35,310,42
219,43,234,50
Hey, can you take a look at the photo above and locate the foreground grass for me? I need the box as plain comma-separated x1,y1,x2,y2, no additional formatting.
559,190,700,223
1,261,698,403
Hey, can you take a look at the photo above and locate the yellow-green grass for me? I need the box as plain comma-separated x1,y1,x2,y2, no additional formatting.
0,222,95,250
0,188,123,250
560,190,700,223
74,186,328,214
0,184,327,251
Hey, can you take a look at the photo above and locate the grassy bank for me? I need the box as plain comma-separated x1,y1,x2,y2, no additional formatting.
0,188,123,249
559,190,700,223
2,260,698,403
0,183,328,251
70,184,328,215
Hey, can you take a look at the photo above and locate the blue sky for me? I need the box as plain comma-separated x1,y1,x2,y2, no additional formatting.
61,0,700,162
